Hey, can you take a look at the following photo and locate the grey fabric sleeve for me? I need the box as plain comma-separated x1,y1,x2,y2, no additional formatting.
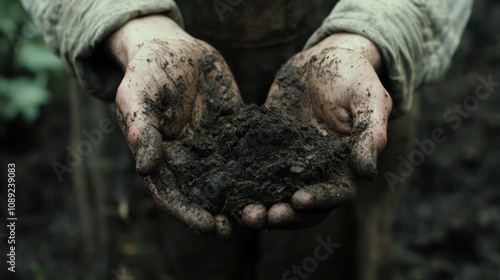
20,0,184,101
305,0,473,117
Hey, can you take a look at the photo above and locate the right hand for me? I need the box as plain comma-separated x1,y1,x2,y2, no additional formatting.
242,33,392,230
106,15,242,239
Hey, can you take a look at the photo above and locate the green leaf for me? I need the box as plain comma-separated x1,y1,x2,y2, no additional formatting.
0,76,51,122
15,43,63,73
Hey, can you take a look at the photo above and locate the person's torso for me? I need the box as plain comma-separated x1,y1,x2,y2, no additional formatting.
177,0,336,104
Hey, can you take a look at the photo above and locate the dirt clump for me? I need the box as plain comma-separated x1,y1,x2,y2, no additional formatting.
152,104,363,217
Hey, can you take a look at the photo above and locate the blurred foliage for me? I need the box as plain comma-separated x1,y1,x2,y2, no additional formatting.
30,261,47,280
0,0,63,122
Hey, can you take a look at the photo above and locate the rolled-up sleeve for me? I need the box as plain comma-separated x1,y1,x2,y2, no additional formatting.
20,0,184,101
305,0,473,117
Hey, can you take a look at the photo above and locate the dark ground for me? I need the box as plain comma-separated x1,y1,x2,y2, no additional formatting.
1,1,499,280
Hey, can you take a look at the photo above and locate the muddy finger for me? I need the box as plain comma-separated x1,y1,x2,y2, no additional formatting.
291,180,358,210
145,168,215,235
214,215,234,241
214,214,251,241
241,204,267,229
267,203,330,229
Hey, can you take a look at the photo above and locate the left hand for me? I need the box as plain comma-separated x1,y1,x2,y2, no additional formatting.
107,15,243,239
239,33,393,230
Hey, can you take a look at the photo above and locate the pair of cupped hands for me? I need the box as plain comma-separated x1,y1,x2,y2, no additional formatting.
107,15,392,240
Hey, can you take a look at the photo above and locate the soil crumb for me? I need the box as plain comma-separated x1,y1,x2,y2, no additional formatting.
153,104,362,217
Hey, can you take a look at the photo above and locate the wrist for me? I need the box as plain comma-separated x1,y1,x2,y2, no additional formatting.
314,33,382,71
106,15,187,68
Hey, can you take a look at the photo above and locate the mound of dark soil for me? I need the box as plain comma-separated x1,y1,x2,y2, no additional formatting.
154,104,362,216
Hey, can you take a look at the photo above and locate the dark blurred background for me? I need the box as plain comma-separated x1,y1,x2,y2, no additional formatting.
0,0,499,279
392,1,500,279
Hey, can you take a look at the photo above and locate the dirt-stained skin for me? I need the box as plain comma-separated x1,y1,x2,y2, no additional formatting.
108,15,392,237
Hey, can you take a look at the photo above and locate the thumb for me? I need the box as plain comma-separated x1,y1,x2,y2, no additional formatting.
133,126,163,176
350,126,379,179
350,88,392,179
116,81,164,176
116,107,163,176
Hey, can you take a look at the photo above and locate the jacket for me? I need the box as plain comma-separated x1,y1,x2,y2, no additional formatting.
21,0,473,117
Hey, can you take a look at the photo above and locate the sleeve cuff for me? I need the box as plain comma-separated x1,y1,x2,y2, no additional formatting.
59,0,184,101
303,0,471,118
